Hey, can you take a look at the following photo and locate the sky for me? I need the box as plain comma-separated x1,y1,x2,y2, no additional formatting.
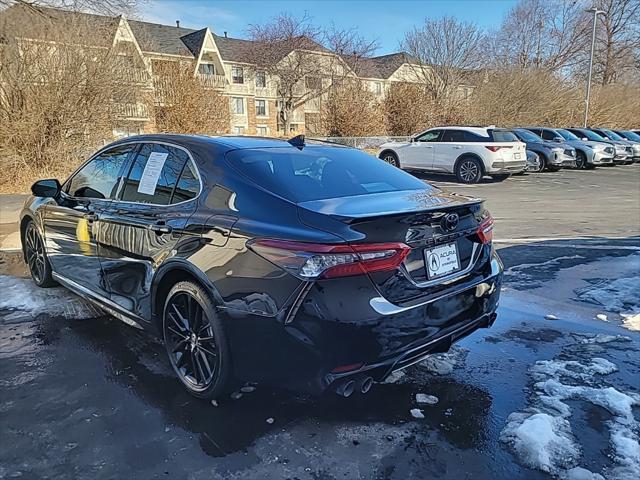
142,0,518,55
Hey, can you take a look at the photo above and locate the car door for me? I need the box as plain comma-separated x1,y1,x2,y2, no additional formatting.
97,142,201,321
42,144,135,296
433,129,467,172
401,129,442,169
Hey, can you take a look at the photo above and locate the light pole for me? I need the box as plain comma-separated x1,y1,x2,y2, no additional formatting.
583,7,606,128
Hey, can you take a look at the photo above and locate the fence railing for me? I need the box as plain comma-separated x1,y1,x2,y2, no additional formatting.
312,136,411,149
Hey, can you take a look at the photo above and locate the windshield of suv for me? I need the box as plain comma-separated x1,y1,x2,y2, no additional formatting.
557,129,579,141
579,130,607,141
602,129,624,141
226,146,430,203
621,130,640,142
513,129,542,142
491,130,519,142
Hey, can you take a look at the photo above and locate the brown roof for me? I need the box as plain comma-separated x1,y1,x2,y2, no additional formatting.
128,19,197,57
345,52,416,79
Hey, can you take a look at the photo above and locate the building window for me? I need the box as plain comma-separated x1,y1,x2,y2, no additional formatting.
257,126,268,136
255,71,266,88
198,63,215,75
289,124,298,133
231,65,244,84
375,82,382,94
234,126,245,135
255,99,267,116
305,76,321,90
231,97,245,115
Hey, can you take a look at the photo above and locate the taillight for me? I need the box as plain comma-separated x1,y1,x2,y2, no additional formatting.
485,145,512,152
477,216,494,244
249,239,411,279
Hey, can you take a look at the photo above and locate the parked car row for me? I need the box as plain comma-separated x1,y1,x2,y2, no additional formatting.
378,125,640,183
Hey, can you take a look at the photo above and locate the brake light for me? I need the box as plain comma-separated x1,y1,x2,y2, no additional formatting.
477,216,494,244
485,145,513,152
249,239,411,279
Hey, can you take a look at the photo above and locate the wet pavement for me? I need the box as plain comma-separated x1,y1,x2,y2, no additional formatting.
1,236,639,479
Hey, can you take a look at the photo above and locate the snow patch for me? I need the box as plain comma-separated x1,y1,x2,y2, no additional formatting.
500,344,640,479
410,408,424,419
574,276,640,314
596,314,608,322
383,370,405,384
546,314,560,320
576,333,632,345
419,346,468,375
500,412,580,473
0,275,100,320
621,313,640,332
416,393,438,405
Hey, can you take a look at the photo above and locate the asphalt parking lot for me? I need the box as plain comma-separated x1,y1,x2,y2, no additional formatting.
1,165,639,479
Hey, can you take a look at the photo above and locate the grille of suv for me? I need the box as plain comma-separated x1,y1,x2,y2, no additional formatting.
626,147,633,153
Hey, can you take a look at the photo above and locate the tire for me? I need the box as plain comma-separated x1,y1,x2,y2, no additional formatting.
163,281,231,399
455,157,483,184
380,151,400,168
23,221,56,288
491,173,510,182
538,154,548,172
576,151,588,169
530,152,543,173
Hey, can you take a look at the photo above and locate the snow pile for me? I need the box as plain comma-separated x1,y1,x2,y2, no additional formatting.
0,275,100,320
576,333,632,345
501,412,580,473
416,393,439,405
621,313,640,332
574,276,640,315
596,314,608,322
410,408,424,419
500,341,640,479
419,346,468,375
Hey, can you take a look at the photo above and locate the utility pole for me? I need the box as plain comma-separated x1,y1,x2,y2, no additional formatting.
583,7,606,128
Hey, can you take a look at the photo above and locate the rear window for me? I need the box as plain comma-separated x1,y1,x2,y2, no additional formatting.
491,130,519,142
226,146,429,202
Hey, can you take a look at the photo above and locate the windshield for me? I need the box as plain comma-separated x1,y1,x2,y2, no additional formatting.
226,146,430,203
557,129,579,141
513,129,542,142
621,130,640,142
579,130,607,141
602,129,624,141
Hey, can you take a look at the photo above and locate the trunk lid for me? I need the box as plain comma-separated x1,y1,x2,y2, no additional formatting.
297,189,487,304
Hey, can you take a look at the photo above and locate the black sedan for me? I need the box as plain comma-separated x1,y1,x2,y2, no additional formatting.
20,134,503,398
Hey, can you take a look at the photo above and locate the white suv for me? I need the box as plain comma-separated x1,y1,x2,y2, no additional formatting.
379,126,527,183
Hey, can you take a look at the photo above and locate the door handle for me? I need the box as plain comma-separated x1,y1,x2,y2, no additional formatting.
84,212,98,222
424,145,434,149
147,223,173,234
452,146,463,149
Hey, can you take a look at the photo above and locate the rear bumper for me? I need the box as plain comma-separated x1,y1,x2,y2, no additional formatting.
222,249,503,395
488,160,526,173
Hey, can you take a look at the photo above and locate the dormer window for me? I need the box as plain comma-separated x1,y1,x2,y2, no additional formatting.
231,66,244,84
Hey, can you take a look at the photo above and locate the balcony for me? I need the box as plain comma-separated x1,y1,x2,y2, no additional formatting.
115,102,150,121
197,73,227,89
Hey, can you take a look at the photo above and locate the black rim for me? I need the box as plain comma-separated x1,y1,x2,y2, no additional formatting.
25,224,46,283
164,292,218,391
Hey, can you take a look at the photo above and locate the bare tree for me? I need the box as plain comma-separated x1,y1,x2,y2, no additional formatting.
247,13,376,134
490,0,589,74
382,83,435,136
400,16,485,104
153,62,230,135
591,0,640,85
320,80,384,137
0,0,144,16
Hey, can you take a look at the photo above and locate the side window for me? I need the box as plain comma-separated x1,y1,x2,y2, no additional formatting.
120,144,191,205
441,130,467,142
415,130,442,142
464,131,487,142
172,160,200,203
65,145,133,199
540,129,555,141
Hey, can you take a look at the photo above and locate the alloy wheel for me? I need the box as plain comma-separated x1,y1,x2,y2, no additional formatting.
164,292,219,391
459,160,479,182
383,154,398,167
25,223,46,284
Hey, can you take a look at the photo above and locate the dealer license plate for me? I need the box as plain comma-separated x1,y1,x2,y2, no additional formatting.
424,242,461,279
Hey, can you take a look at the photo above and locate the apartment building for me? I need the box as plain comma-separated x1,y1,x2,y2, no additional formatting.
0,5,477,138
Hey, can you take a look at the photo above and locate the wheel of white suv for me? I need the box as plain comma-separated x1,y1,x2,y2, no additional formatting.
455,157,483,183
380,151,400,168
576,151,587,169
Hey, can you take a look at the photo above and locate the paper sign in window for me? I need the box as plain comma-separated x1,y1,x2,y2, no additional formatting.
137,152,168,195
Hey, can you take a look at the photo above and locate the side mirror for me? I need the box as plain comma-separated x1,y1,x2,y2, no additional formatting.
553,137,563,142
31,179,61,198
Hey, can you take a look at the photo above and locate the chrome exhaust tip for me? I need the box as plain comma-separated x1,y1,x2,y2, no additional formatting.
357,376,373,394
335,379,355,398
